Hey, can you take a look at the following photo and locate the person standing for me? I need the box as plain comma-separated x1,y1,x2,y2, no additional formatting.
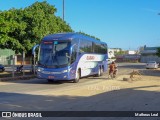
113,62,118,77
108,61,115,78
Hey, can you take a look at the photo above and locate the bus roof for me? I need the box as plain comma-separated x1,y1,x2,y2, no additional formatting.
42,32,107,45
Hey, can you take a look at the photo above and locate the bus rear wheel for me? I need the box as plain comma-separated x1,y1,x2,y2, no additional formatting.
73,70,80,83
100,67,104,76
96,67,101,77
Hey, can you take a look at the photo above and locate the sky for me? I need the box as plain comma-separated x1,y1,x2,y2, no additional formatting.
1,0,160,50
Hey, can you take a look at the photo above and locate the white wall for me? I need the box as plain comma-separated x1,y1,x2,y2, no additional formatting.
108,49,115,59
128,51,136,54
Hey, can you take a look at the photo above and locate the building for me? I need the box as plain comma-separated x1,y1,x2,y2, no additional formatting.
0,49,15,65
116,54,140,62
108,48,122,59
140,46,160,63
112,48,121,52
128,50,136,54
108,49,115,59
0,49,32,65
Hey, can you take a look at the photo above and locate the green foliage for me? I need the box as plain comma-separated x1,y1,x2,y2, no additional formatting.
78,31,100,41
0,1,73,54
156,47,160,57
0,1,100,55
115,50,127,55
0,8,25,52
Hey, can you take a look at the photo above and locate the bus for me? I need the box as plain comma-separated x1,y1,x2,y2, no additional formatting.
36,32,108,83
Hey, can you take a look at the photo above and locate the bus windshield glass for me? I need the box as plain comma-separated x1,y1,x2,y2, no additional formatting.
38,41,71,68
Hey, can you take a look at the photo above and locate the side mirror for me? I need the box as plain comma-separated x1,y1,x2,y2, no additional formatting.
66,53,70,58
70,44,76,53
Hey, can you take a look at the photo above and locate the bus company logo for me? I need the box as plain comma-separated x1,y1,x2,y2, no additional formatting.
2,112,11,117
86,56,95,60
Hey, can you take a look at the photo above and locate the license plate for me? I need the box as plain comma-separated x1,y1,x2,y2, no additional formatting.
48,76,54,79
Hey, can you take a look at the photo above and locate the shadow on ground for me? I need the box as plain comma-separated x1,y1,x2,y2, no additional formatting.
0,85,159,111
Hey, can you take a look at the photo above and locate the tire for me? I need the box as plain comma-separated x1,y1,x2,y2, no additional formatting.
96,67,101,77
73,70,80,83
100,67,104,76
48,79,53,83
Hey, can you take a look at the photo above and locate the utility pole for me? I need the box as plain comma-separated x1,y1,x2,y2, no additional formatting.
12,55,15,78
63,0,65,21
22,51,25,76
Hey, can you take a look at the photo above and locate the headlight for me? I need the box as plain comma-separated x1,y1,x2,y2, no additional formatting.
62,70,68,73
37,67,44,72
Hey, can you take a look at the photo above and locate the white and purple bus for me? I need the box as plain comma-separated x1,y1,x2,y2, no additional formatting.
37,33,108,83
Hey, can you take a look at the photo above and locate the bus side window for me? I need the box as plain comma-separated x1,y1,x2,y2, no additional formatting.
79,39,92,54
71,46,77,64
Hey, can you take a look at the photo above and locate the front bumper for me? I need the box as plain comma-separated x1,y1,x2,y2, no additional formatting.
37,71,70,80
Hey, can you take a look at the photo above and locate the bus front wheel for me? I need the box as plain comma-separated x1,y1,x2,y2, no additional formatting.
73,70,80,83
48,79,53,83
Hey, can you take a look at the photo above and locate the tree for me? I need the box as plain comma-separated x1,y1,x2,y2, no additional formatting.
0,1,100,55
0,9,26,52
78,31,100,41
156,47,160,57
0,1,73,55
21,1,73,55
114,49,127,55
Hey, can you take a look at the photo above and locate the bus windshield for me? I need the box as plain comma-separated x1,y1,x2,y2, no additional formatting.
38,41,71,68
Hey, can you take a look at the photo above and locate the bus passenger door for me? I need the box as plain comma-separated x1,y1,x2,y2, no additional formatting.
70,45,78,79
70,45,77,64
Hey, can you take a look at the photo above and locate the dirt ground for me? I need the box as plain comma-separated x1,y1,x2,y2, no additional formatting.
30,69,160,97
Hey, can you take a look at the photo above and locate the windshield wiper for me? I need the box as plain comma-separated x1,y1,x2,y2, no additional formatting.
52,54,60,67
44,55,51,67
